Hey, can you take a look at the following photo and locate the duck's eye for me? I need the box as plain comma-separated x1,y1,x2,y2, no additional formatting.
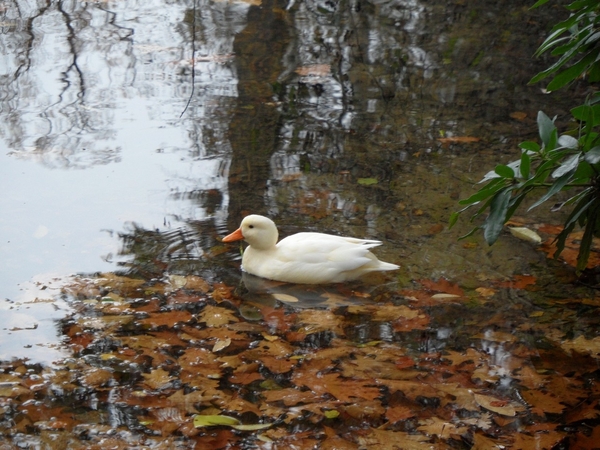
248,225,254,229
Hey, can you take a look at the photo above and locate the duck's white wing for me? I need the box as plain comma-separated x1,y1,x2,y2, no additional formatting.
277,232,382,272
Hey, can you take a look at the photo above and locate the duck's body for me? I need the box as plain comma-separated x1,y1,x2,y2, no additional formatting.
222,215,399,284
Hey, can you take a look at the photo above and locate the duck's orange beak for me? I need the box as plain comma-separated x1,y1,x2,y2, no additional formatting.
222,227,244,242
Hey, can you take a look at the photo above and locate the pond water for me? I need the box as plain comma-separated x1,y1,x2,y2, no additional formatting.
4,0,600,447
0,0,585,362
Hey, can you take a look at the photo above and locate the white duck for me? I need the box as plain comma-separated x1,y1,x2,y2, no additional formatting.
222,214,399,284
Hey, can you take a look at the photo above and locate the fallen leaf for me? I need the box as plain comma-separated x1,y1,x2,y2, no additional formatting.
357,429,433,449
193,414,271,430
438,136,480,144
385,405,415,423
417,417,468,438
137,310,193,328
561,335,600,356
262,388,322,406
212,338,232,352
292,372,380,402
496,274,536,289
419,278,464,296
198,305,239,327
520,389,565,414
295,64,330,77
357,177,378,186
296,310,345,335
508,226,542,244
475,287,496,297
142,368,175,390
509,111,527,120
473,393,525,416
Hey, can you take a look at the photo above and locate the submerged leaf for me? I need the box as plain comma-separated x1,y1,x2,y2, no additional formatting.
357,177,378,186
473,393,525,416
193,414,272,430
508,227,542,244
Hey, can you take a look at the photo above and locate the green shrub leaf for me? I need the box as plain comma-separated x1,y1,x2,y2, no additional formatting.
537,111,556,148
483,188,512,245
519,141,541,153
520,152,531,179
494,164,515,178
552,153,580,178
528,171,574,211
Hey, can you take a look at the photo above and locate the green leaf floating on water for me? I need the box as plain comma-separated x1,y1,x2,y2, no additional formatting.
193,414,272,430
324,410,340,419
357,177,378,185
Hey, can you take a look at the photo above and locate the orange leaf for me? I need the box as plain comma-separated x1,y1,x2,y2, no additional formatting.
509,111,527,120
496,274,536,289
419,278,464,296
229,372,263,385
137,310,193,328
259,355,297,374
385,405,415,423
292,372,380,402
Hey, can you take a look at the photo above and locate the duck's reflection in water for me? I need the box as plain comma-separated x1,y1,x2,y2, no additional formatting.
237,272,393,310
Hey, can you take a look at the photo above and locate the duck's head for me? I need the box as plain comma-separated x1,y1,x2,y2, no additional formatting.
222,214,279,250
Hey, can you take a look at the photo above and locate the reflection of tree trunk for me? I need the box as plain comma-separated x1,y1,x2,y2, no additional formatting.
227,0,289,225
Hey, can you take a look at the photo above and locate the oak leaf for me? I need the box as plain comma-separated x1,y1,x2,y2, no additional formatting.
142,368,175,390
198,305,239,327
262,388,322,406
385,405,415,423
520,389,565,414
473,392,525,416
296,310,345,335
137,310,193,328
357,428,433,450
417,417,468,438
561,335,600,356
292,371,380,402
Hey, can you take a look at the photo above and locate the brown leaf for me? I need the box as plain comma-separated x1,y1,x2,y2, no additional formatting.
426,223,444,235
198,305,238,327
385,405,415,423
520,389,565,414
142,368,175,390
357,429,433,449
178,348,221,377
561,335,600,356
438,136,480,144
376,379,441,401
262,388,323,406
509,111,527,120
511,428,565,449
259,355,297,374
419,278,464,296
496,274,536,289
295,64,331,77
137,310,193,328
473,393,525,416
296,310,345,335
229,372,263,385
292,372,380,402
417,417,468,438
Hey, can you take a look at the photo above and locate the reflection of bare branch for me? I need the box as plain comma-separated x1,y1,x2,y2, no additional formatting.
0,0,135,168
56,0,86,101
180,0,197,118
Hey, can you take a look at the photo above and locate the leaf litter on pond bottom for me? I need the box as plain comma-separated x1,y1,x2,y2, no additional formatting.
2,271,600,448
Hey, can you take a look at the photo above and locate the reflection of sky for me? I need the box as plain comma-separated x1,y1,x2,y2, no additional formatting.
0,96,229,299
0,94,231,363
0,0,251,362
